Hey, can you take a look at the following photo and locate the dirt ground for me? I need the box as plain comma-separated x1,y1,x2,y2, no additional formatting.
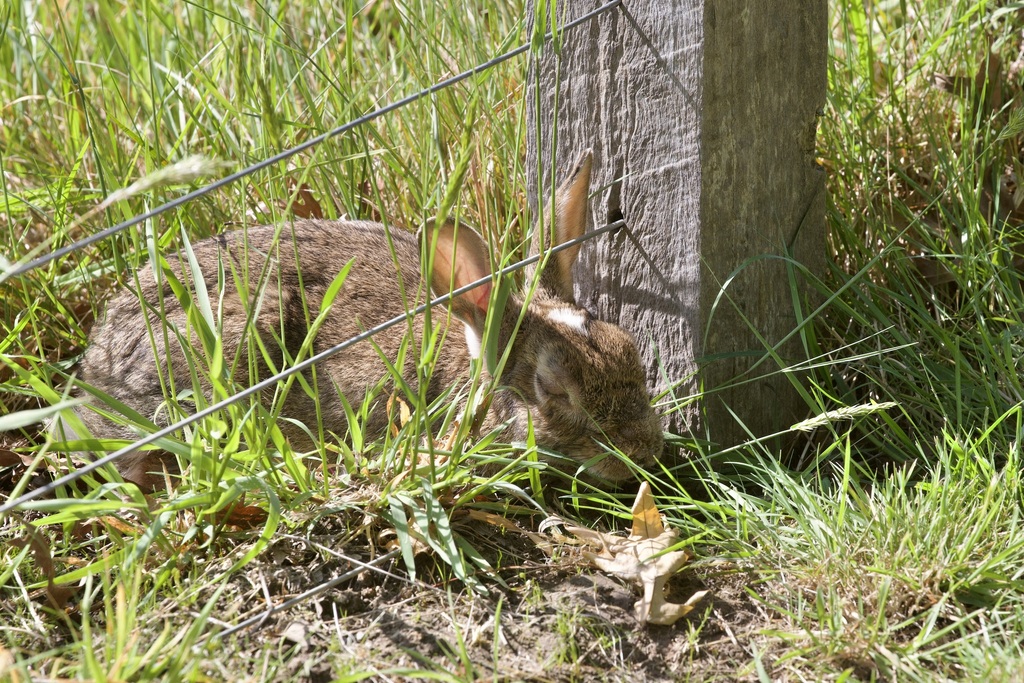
1,454,788,681
204,520,783,683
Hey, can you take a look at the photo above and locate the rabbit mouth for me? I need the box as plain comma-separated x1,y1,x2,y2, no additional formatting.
531,428,663,483
549,445,654,484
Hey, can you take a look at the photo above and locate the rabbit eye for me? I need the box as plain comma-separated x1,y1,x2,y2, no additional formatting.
534,372,569,401
534,346,574,403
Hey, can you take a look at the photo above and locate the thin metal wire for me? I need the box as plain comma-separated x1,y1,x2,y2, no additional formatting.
0,219,625,514
0,0,623,284
0,2,635,644
211,549,401,640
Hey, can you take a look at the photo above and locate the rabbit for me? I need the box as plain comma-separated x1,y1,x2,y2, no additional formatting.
58,153,663,489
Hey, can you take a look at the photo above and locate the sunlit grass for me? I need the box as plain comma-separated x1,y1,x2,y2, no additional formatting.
3,0,1024,680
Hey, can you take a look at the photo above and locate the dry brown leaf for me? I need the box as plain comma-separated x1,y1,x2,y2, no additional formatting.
630,479,664,539
378,527,430,556
11,528,78,611
10,531,54,584
71,515,143,541
563,482,704,625
211,503,269,530
386,393,412,438
284,179,325,219
438,418,461,452
462,509,551,550
0,449,22,467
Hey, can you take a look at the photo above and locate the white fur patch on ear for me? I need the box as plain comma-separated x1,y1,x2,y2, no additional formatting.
464,325,482,359
546,308,589,336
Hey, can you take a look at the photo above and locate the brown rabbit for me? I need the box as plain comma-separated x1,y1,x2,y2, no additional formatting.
61,154,663,488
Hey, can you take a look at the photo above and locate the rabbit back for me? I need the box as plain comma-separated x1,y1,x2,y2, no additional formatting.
69,153,664,488
73,220,467,485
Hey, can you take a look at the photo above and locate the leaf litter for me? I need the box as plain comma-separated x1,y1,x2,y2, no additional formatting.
554,482,708,625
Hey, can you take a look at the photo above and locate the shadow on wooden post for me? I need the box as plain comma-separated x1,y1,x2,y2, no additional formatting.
526,1,827,456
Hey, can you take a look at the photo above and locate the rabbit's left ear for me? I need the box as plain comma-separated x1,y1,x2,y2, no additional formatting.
421,219,492,337
537,151,592,302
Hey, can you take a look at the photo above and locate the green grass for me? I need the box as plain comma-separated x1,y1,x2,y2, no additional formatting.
4,0,1024,680
1,1,539,677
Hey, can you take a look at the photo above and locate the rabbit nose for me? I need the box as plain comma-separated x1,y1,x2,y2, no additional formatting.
612,422,661,452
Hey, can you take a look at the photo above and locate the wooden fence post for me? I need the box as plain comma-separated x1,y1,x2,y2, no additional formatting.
526,1,827,450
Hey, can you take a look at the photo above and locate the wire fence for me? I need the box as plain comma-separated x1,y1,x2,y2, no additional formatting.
0,0,637,642
0,0,623,284
211,549,402,641
0,218,624,513
0,0,631,516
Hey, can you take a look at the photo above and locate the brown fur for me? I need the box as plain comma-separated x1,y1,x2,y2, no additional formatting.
63,154,663,488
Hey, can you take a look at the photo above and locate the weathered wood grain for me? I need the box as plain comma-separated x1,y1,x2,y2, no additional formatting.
526,1,826,450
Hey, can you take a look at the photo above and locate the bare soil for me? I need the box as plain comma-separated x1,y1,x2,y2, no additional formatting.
0,464,791,681
203,519,785,682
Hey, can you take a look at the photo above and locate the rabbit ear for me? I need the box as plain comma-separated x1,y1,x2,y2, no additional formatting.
422,219,493,335
536,151,593,302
